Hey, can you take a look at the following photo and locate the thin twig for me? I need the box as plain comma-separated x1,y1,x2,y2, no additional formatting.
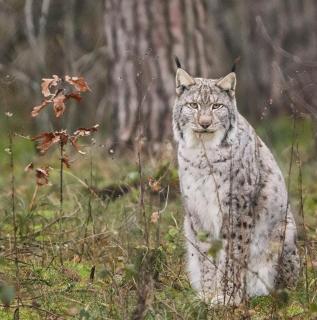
59,141,64,265
9,133,20,316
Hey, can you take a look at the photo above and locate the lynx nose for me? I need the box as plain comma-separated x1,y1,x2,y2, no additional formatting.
198,115,212,129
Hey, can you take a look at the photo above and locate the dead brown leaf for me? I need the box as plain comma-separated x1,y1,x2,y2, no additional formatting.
66,92,82,102
32,75,90,118
35,167,50,186
69,124,99,154
73,124,99,137
32,130,68,154
41,75,60,97
31,100,50,117
59,131,69,146
53,94,66,118
65,76,91,92
61,155,71,168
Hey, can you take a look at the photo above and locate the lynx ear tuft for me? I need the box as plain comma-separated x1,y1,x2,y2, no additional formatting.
175,68,195,95
174,56,182,69
231,56,241,73
216,72,236,93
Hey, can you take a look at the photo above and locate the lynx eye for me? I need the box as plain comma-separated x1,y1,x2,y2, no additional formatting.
189,102,199,109
212,103,223,110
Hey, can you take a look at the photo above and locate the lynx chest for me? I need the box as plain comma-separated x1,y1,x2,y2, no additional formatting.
178,147,228,239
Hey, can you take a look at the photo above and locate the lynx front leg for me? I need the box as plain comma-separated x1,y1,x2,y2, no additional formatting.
198,248,223,303
199,241,248,305
184,215,248,305
184,215,219,295
184,215,235,304
184,215,203,291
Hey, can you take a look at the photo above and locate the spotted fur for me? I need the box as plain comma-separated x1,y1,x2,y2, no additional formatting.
173,69,300,305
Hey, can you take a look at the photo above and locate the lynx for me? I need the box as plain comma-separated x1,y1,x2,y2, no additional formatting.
172,61,300,305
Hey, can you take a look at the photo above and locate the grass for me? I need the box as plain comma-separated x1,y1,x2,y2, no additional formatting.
0,116,316,319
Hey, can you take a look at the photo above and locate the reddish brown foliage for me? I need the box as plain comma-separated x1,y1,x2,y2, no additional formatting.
31,75,90,118
32,125,99,155
35,167,50,186
70,124,99,154
73,124,99,137
61,155,71,168
52,94,66,118
41,75,60,97
65,76,91,92
25,163,50,186
32,131,68,154
31,100,50,117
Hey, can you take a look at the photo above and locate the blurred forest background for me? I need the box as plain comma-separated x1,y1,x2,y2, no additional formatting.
1,1,317,319
1,0,317,148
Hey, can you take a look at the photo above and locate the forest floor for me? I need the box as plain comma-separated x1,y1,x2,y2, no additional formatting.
0,117,317,320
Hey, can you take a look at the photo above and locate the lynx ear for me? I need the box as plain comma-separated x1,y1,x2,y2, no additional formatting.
216,72,236,93
175,68,195,95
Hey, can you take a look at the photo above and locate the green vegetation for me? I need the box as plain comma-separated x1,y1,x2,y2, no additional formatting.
0,116,316,319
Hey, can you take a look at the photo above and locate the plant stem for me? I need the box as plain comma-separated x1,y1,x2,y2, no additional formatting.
9,133,20,317
81,148,95,260
59,141,64,265
137,147,148,247
29,184,39,211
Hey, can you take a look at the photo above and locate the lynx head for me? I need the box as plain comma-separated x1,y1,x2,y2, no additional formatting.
173,66,238,147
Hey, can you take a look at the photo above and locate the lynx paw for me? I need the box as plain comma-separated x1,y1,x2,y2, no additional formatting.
199,291,243,306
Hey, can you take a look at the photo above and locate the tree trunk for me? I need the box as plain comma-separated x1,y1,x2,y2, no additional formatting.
104,0,228,149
